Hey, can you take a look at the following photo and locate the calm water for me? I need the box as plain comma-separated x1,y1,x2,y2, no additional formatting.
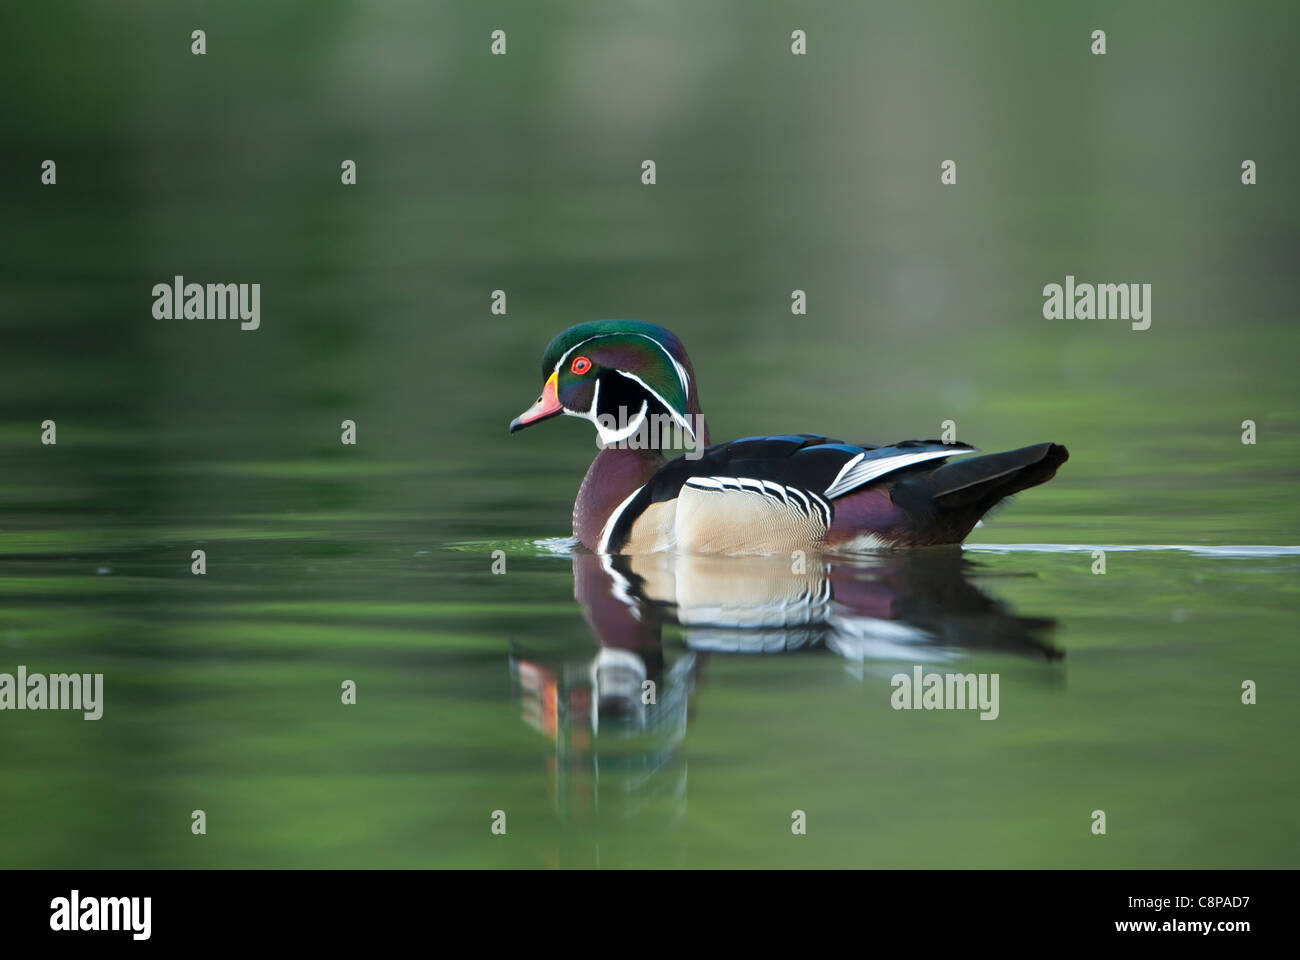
2,2,1298,868
2,458,1297,868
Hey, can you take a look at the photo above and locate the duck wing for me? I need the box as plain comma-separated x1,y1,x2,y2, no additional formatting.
601,434,976,553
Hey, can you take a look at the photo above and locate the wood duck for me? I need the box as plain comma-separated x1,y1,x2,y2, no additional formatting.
510,320,1068,555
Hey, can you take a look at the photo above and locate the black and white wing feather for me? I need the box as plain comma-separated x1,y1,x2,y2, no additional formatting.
601,434,976,553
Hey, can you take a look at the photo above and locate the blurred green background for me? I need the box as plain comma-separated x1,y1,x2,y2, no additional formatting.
0,1,1296,868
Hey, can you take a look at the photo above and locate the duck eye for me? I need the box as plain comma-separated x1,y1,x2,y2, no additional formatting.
570,356,592,375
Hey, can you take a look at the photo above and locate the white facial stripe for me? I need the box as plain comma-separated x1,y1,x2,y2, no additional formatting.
593,400,648,444
615,370,694,438
555,332,691,401
554,339,590,373
656,345,691,397
560,378,648,445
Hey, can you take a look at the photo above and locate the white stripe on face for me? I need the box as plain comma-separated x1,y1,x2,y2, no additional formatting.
556,332,691,401
614,370,695,438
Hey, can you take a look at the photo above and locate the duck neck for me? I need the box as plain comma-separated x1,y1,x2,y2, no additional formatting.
573,446,666,550
573,383,711,550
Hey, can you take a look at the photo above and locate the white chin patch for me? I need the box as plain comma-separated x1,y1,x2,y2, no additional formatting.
592,401,648,445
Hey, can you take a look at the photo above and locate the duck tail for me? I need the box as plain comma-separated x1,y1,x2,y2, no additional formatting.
891,442,1068,543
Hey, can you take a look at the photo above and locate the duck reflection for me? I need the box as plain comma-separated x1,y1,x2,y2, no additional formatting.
581,548,1062,662
509,548,1061,853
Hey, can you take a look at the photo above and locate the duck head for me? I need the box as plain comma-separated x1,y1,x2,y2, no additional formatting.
509,320,708,449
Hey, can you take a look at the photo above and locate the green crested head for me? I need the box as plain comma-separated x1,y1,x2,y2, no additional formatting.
510,320,703,447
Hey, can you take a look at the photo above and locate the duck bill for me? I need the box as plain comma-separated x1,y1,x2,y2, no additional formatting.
509,372,563,434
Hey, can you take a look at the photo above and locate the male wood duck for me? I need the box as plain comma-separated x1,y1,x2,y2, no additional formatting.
510,320,1068,555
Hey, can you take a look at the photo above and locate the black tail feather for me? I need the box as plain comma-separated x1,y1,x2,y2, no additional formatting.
891,442,1068,544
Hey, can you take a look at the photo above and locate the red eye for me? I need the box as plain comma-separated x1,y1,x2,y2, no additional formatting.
571,356,592,375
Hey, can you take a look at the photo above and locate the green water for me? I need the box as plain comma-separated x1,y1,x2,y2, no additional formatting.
2,2,1298,868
